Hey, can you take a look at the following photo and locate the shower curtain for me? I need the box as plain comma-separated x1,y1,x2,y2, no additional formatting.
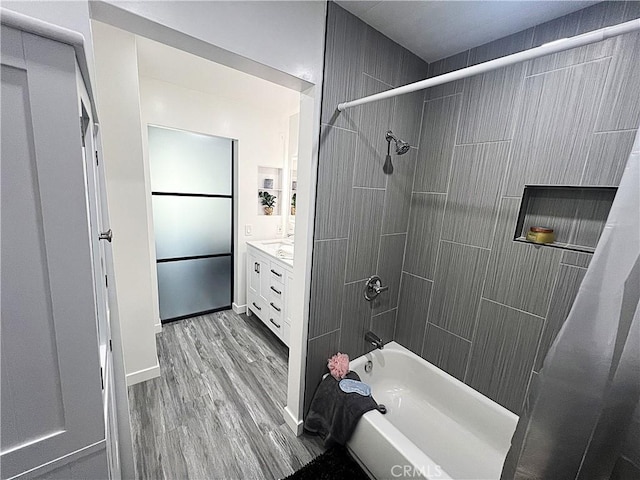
501,127,640,480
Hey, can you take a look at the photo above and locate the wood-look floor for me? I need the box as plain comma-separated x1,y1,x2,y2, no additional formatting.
128,310,324,480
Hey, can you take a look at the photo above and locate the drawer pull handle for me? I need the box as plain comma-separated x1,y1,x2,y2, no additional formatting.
255,262,260,273
269,318,281,329
270,269,282,277
252,302,262,311
270,302,281,312
270,286,282,295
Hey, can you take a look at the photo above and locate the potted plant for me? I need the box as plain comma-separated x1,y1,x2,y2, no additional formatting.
291,193,296,216
259,191,276,215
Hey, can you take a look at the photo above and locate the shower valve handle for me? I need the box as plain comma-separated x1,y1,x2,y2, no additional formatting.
364,275,389,301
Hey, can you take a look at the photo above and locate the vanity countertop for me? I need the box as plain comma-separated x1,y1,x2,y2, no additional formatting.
247,239,294,267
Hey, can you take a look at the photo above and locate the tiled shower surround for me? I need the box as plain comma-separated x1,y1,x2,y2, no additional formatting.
307,1,639,475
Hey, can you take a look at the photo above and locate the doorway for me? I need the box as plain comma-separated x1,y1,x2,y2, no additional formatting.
90,11,320,446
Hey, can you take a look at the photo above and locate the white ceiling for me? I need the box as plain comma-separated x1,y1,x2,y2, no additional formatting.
136,36,300,115
336,0,599,63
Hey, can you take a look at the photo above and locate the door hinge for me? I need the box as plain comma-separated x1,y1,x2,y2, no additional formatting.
100,367,104,390
105,274,108,288
109,339,112,351
95,150,99,166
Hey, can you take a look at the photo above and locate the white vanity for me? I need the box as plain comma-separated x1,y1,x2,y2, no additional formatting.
246,240,294,347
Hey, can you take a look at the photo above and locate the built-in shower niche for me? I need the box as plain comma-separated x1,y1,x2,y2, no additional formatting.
514,185,618,254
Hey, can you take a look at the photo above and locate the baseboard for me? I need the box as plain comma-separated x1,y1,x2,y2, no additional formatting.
154,323,162,334
10,440,106,480
232,302,246,314
126,364,161,386
283,406,304,436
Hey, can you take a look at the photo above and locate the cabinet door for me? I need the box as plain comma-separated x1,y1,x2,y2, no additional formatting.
259,255,271,306
1,27,105,478
248,250,261,297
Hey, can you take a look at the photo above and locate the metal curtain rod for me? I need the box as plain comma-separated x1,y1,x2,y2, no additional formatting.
337,18,640,112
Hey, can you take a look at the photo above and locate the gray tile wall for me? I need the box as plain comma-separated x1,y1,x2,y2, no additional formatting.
397,0,640,415
304,2,428,413
306,6,640,458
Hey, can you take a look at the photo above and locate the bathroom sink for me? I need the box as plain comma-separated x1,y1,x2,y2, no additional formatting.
250,239,294,260
260,239,294,250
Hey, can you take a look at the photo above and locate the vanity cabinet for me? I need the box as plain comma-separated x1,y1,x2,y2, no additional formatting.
246,243,292,347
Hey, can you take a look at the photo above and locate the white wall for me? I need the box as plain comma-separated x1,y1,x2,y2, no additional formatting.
91,21,160,385
95,0,326,87
138,75,296,312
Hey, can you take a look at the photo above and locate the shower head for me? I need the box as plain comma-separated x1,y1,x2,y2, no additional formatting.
385,131,410,155
396,140,411,155
383,130,410,174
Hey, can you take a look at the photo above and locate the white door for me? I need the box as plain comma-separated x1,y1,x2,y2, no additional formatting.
248,251,261,298
1,26,106,478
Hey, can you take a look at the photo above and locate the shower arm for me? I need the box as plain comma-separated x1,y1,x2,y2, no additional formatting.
337,18,640,112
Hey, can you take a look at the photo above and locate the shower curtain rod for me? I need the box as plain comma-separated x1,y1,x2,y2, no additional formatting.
337,18,640,112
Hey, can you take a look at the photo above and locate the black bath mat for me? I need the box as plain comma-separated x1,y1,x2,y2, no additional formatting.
283,445,370,480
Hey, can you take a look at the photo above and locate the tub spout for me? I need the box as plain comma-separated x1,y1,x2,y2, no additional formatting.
365,331,384,350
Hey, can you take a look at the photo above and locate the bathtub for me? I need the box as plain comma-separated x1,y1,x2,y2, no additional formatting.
347,342,518,480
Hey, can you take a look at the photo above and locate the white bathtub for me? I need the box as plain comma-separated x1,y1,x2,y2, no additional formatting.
347,342,518,480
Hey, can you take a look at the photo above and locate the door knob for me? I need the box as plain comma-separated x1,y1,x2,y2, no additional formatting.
99,229,113,242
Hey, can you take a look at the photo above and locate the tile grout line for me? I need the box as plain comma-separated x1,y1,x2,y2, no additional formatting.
314,237,349,243
454,139,514,147
372,307,398,319
321,122,357,134
559,262,589,270
308,327,341,342
352,186,386,191
593,127,639,134
524,54,614,79
481,297,546,320
440,238,492,251
362,71,394,88
423,91,463,105
427,321,473,344
401,270,434,283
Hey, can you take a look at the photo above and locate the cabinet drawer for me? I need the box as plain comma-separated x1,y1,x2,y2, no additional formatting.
269,262,286,284
266,314,283,338
268,282,283,299
269,300,283,321
248,294,266,320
